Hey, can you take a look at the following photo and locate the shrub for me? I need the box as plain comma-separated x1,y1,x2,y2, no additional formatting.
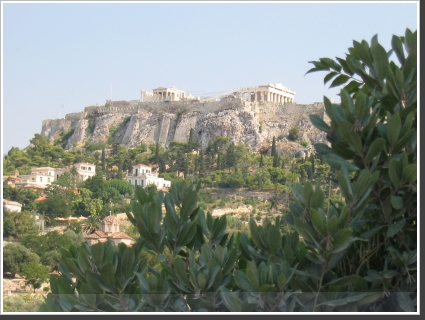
288,126,300,141
40,29,417,313
299,140,309,147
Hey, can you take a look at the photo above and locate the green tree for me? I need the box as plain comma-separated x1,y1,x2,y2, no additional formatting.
3,210,38,239
3,186,38,211
21,262,50,293
3,244,40,278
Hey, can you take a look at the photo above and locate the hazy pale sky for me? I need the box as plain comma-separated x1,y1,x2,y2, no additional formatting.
2,1,418,153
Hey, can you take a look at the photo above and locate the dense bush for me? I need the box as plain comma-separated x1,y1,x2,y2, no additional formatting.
40,29,416,312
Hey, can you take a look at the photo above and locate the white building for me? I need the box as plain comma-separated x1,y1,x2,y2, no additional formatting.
126,164,171,190
73,162,96,182
3,199,22,212
15,163,96,189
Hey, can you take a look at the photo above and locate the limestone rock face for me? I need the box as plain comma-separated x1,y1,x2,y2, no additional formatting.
40,99,328,151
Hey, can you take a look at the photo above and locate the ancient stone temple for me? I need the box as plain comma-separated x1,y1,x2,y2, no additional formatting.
141,86,195,102
233,83,295,103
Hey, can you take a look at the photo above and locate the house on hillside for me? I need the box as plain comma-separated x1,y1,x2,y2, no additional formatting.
3,199,22,212
126,164,171,190
84,215,134,246
14,163,96,190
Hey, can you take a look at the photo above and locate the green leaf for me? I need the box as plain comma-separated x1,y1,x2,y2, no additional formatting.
246,268,260,292
391,35,405,65
207,265,220,289
121,247,135,280
320,58,342,72
389,159,401,188
176,221,197,248
324,154,359,172
79,283,96,306
387,219,406,238
311,209,326,236
387,114,401,147
90,242,104,266
213,246,225,265
249,218,266,249
197,272,207,290
372,43,389,83
360,225,384,239
211,215,227,241
234,270,253,292
174,257,190,286
309,114,331,132
327,216,338,233
338,121,362,155
100,263,116,288
397,291,415,312
277,274,287,292
390,196,404,210
317,293,367,307
365,138,386,163
323,71,339,85
402,164,417,183
267,225,282,255
180,190,198,220
329,74,350,88
326,275,362,287
220,288,242,312
331,228,352,254
259,284,277,293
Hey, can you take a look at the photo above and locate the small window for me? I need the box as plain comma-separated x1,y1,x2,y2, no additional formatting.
40,177,43,182
47,178,50,182
88,167,91,171
135,180,137,186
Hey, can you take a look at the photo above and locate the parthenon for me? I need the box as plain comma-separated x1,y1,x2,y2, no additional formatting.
141,83,295,103
234,83,295,103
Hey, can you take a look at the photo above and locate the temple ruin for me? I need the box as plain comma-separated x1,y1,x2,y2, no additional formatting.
140,83,295,103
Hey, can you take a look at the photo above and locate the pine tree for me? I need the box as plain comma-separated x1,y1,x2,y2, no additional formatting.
259,153,264,167
217,152,221,170
225,143,236,172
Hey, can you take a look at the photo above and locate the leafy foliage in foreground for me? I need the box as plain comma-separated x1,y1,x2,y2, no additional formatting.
40,29,416,312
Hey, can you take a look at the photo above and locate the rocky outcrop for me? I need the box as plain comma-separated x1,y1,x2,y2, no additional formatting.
40,98,328,151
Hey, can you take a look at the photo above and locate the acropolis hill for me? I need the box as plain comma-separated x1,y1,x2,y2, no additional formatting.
41,84,329,152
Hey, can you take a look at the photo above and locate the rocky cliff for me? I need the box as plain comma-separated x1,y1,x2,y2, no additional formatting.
40,97,328,151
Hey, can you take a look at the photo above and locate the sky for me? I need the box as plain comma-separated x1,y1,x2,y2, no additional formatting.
1,1,418,153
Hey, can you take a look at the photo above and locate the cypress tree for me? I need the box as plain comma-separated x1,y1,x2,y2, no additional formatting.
271,136,276,157
155,142,160,165
259,153,264,167
101,148,106,172
187,128,194,153
117,157,123,180
273,153,280,168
